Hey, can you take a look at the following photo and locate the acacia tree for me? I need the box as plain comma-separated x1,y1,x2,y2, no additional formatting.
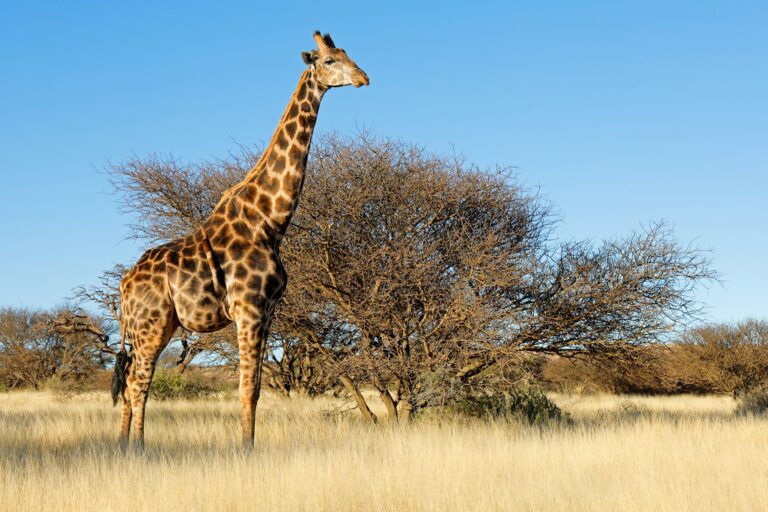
279,136,716,419
273,136,551,419
100,133,715,420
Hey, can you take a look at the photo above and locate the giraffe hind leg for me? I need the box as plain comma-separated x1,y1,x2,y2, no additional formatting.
127,331,176,452
114,349,133,453
118,392,132,453
124,312,178,452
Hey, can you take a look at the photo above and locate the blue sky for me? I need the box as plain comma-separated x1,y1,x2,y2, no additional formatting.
0,1,766,322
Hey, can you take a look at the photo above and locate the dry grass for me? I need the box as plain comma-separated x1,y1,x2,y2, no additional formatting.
1,390,767,512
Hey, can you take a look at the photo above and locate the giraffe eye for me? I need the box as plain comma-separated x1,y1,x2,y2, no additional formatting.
324,59,334,65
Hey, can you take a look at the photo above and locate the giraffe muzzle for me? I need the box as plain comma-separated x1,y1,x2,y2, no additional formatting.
354,71,370,87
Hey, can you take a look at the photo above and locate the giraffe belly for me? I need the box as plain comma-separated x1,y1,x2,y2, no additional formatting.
168,271,232,333
174,298,232,333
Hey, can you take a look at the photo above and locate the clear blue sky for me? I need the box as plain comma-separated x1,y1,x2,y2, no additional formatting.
0,1,766,322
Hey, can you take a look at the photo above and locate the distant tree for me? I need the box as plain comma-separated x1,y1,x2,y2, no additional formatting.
542,320,768,396
0,307,109,389
543,346,679,395
676,319,768,395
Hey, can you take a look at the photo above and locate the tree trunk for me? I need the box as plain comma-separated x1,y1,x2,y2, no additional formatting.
371,376,399,422
397,398,413,423
339,375,378,423
395,381,413,422
378,389,399,422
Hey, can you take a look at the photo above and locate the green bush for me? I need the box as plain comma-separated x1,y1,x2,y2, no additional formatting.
414,368,565,425
454,387,565,426
735,387,768,417
150,369,220,401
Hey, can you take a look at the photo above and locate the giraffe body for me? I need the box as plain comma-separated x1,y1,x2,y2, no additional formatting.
115,32,368,451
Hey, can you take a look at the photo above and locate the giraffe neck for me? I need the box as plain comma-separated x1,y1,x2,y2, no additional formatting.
235,68,326,238
208,69,327,245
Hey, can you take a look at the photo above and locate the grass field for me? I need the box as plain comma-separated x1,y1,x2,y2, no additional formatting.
1,390,766,511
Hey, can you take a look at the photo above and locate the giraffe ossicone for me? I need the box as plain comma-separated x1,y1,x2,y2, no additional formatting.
113,32,368,451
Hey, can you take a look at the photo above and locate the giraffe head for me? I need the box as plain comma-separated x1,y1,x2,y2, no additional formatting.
301,31,369,88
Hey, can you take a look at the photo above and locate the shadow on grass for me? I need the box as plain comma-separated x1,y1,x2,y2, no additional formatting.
0,402,364,468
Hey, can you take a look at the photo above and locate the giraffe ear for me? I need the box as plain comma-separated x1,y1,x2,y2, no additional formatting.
301,51,317,65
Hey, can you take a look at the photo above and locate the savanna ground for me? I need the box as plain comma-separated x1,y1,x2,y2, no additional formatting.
1,391,766,512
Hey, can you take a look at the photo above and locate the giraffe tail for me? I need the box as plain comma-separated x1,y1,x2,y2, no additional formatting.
111,322,131,406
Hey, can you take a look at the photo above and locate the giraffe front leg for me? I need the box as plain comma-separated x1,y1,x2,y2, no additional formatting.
237,315,267,450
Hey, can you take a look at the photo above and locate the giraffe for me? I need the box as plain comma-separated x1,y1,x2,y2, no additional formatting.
112,31,369,451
